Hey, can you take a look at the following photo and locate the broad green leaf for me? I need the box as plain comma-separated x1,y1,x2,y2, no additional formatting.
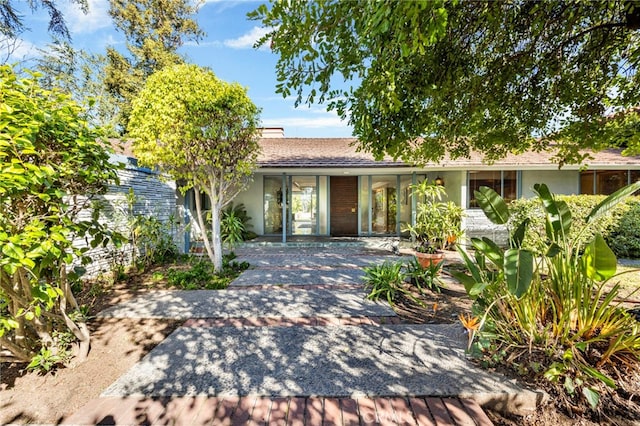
474,186,510,224
546,242,562,258
533,183,572,241
456,246,482,283
510,218,529,249
2,243,25,260
582,387,600,409
468,282,489,297
471,237,504,268
450,271,477,295
504,248,533,299
582,234,617,281
544,362,566,382
587,181,640,223
564,377,575,396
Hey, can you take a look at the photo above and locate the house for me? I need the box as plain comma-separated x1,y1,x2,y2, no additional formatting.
180,127,640,247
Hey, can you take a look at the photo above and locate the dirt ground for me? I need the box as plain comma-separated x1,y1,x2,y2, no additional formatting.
1,261,639,425
0,317,181,424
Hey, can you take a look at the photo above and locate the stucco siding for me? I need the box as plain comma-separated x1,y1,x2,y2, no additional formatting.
233,175,264,235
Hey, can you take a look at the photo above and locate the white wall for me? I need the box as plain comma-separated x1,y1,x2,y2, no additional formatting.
233,174,264,235
521,170,580,198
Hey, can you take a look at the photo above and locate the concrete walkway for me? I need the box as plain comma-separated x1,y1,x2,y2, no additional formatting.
64,246,541,425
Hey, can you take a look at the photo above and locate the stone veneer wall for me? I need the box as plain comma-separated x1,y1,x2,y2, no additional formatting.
462,209,509,247
72,155,181,278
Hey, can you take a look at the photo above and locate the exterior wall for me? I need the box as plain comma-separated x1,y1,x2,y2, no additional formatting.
520,170,580,198
462,169,581,246
73,155,179,277
234,175,264,235
462,209,509,246
437,171,464,205
235,168,590,243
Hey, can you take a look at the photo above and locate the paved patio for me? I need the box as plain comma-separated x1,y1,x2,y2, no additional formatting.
63,245,541,425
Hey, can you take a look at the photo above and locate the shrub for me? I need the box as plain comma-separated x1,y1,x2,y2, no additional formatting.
222,203,256,242
0,65,121,365
363,261,426,307
405,257,444,293
363,261,406,304
166,253,249,290
453,183,640,411
509,194,640,258
607,199,640,258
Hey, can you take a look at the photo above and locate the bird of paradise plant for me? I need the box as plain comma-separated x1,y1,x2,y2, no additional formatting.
452,182,640,410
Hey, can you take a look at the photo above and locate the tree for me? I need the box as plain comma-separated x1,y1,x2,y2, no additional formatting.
1,0,88,39
128,64,261,272
0,65,119,365
1,0,88,64
251,1,640,165
106,0,204,131
36,39,120,133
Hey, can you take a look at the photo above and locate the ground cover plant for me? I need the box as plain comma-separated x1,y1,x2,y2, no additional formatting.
363,257,443,306
453,182,640,420
164,253,249,290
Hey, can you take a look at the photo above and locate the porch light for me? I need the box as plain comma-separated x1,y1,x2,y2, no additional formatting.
434,176,445,186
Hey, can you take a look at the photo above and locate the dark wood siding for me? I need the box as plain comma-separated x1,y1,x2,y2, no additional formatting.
330,176,358,236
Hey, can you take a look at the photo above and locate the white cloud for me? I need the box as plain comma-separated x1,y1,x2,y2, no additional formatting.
223,26,271,49
4,38,39,63
63,0,112,34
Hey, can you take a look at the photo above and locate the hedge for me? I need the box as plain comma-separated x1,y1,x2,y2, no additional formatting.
509,195,640,259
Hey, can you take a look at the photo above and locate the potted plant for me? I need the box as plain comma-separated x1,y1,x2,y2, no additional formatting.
402,180,464,268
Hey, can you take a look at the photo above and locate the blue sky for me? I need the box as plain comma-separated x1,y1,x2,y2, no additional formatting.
9,0,354,138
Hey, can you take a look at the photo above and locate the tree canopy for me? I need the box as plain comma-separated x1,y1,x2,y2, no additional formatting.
106,0,204,131
251,0,640,165
129,64,261,271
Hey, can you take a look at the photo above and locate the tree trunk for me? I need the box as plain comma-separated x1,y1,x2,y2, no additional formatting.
209,198,223,272
193,187,216,264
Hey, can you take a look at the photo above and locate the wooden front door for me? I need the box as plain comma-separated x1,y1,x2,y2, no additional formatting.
330,176,358,236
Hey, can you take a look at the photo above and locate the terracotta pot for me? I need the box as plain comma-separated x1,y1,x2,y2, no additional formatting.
414,251,445,269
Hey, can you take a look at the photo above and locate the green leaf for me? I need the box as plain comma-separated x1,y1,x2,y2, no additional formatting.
582,234,617,281
545,242,562,258
510,218,529,249
450,270,477,295
456,246,483,284
471,237,504,268
24,311,35,321
474,186,510,224
582,365,616,389
504,248,533,298
544,362,565,382
582,387,600,409
533,183,572,242
587,181,640,223
2,243,25,260
564,377,575,396
468,282,489,297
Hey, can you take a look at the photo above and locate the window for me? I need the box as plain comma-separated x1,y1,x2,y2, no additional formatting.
468,170,517,207
580,170,639,195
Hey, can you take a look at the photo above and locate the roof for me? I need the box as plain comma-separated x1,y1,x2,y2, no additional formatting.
109,137,640,170
257,138,640,169
257,138,407,168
